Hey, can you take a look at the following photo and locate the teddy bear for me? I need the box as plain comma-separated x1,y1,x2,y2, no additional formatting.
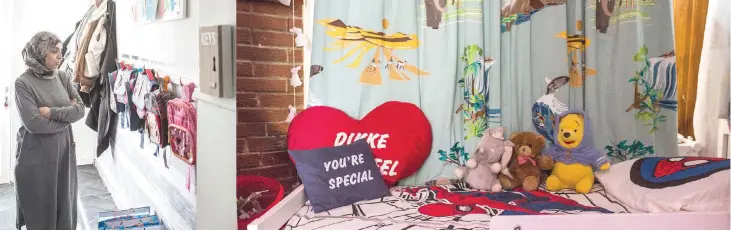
499,132,554,191
454,127,514,192
544,109,611,194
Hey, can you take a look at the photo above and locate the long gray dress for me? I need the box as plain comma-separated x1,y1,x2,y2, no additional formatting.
14,70,85,230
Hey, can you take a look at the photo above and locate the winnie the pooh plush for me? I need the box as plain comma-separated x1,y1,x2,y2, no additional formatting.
454,127,514,192
499,132,554,191
544,109,610,194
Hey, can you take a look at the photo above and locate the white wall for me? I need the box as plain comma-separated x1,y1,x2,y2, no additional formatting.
94,0,202,229
194,0,237,229
97,0,238,229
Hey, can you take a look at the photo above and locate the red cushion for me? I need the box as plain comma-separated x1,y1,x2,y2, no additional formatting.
288,101,432,186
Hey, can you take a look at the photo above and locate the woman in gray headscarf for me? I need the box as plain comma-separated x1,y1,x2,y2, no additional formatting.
14,31,85,230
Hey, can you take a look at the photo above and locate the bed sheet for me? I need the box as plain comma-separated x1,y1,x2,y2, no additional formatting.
285,183,639,230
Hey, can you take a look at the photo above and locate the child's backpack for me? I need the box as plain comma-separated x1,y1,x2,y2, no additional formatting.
131,69,152,118
113,68,131,105
127,73,143,132
145,76,173,157
167,82,197,165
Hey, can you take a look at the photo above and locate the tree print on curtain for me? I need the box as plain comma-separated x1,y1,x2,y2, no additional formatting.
438,142,469,167
500,0,567,32
591,0,657,33
626,45,678,134
605,140,655,162
456,45,499,139
318,18,430,85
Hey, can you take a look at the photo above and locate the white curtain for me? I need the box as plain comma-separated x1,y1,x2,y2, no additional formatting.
693,0,731,157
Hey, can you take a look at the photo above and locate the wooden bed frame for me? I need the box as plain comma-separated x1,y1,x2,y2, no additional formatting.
248,185,730,230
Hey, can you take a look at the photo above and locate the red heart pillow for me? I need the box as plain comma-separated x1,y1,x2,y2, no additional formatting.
288,101,432,186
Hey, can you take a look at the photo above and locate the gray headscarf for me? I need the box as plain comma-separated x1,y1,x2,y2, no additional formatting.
21,31,62,79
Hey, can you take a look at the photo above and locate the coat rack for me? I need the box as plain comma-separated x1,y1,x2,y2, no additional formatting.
117,53,199,89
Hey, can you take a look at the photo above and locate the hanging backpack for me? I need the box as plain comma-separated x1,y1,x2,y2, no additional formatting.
113,67,131,106
132,68,151,118
131,68,154,149
127,72,143,132
145,76,173,157
167,82,197,165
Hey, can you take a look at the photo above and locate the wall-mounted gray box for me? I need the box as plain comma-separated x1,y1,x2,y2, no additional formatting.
199,25,234,98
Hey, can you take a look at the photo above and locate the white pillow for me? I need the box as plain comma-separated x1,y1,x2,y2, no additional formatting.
595,157,730,213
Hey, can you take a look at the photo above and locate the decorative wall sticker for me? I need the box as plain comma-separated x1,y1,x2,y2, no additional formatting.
289,27,308,48
605,140,655,162
318,18,430,85
590,0,656,33
555,31,598,88
500,0,567,32
626,46,677,134
455,45,496,139
290,66,303,87
285,105,297,123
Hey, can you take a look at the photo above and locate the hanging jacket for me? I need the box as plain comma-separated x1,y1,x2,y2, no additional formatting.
74,19,99,93
75,0,109,93
60,6,94,78
83,2,109,79
76,0,118,157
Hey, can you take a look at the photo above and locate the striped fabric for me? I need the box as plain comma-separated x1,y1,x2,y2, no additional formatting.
646,55,678,110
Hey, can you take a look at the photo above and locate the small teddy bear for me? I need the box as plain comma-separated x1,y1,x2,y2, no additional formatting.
454,127,514,192
499,131,554,191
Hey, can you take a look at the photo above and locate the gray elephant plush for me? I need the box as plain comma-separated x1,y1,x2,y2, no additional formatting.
454,127,515,192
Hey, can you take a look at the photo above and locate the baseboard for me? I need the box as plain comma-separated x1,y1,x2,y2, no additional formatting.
77,156,95,166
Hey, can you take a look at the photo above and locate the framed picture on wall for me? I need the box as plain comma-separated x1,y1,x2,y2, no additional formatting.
147,0,187,23
130,0,146,24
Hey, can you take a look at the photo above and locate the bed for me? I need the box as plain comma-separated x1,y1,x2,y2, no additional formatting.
249,182,730,230
269,103,730,230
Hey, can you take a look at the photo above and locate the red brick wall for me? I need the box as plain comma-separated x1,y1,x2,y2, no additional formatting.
236,0,303,194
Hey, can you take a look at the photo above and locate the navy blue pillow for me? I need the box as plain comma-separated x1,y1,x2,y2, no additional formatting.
289,139,390,213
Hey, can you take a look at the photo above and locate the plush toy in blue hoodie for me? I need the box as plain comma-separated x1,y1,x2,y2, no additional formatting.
544,109,611,194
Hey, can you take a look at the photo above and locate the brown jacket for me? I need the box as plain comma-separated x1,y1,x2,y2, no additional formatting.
73,19,99,92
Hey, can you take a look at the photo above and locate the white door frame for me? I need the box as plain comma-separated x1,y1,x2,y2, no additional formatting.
0,0,16,185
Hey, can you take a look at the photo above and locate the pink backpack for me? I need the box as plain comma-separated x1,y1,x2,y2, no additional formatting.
167,82,197,165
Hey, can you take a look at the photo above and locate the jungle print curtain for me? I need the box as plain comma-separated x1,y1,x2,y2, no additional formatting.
306,0,678,186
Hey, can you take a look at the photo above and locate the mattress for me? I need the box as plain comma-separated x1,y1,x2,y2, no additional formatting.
285,183,640,230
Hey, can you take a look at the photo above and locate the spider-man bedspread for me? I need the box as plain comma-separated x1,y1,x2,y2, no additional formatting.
285,183,638,230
